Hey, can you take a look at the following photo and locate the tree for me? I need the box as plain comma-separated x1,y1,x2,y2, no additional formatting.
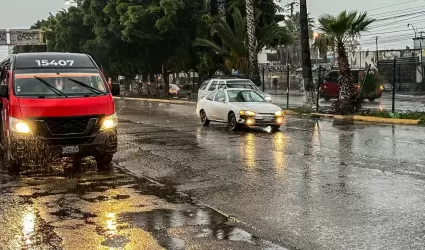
284,11,314,67
299,0,314,106
313,33,334,60
195,7,290,74
318,10,374,113
246,0,260,85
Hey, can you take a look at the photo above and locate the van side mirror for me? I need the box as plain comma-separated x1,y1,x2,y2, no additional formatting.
218,98,226,102
0,85,8,98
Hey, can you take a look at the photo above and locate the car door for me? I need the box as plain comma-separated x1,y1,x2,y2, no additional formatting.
202,91,217,119
211,90,228,121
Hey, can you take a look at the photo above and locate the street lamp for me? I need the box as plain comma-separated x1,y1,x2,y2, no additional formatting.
408,23,417,38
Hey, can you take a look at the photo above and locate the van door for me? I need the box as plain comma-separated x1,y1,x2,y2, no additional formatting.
0,69,10,141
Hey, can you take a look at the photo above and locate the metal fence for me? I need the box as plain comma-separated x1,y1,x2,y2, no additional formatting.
117,60,425,113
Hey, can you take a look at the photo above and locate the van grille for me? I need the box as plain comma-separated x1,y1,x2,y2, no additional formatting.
31,115,103,137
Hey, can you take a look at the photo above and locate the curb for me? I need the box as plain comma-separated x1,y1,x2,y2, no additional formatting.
352,115,419,125
311,113,419,125
113,96,194,104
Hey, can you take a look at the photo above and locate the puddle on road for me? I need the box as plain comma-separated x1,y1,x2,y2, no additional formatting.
119,207,287,250
0,161,287,250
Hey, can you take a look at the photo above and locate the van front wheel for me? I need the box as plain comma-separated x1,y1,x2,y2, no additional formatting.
6,146,21,174
95,154,113,170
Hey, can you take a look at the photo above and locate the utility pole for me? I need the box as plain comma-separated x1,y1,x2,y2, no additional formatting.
375,36,379,66
285,1,298,17
299,0,314,104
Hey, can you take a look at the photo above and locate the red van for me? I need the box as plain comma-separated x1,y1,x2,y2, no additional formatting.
320,69,384,101
0,52,119,173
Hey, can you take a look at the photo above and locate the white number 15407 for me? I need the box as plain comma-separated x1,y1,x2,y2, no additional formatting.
35,60,74,66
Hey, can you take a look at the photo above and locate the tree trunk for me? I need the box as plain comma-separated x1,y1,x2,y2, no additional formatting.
162,64,169,98
246,0,261,85
299,0,315,106
336,41,355,114
217,0,226,18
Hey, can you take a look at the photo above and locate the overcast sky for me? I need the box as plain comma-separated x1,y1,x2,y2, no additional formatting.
1,0,424,60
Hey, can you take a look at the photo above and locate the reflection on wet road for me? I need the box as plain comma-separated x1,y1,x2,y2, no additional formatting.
114,98,425,249
0,162,287,249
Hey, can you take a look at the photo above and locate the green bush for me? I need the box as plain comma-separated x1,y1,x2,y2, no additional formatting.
365,110,425,120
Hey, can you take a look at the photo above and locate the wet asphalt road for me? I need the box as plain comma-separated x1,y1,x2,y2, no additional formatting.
1,98,425,249
0,161,283,249
113,98,425,249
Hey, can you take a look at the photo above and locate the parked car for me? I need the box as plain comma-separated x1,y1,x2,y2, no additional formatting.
196,88,284,131
198,77,273,103
320,69,384,102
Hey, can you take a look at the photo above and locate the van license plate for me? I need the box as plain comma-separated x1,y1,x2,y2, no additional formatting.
62,146,79,154
263,117,271,121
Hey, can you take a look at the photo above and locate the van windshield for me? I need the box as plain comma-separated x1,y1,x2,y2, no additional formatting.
14,71,108,98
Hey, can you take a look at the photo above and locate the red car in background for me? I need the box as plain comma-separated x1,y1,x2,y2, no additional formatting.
320,69,384,102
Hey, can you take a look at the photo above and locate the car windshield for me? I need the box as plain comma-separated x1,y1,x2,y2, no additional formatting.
14,71,108,98
228,90,266,102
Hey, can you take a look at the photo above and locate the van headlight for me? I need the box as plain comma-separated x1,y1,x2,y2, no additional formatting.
9,117,31,134
101,113,118,130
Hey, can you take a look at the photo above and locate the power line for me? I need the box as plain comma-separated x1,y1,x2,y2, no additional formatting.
370,14,425,29
360,36,413,46
368,5,424,18
368,18,425,32
363,27,425,37
364,0,420,12
374,10,425,22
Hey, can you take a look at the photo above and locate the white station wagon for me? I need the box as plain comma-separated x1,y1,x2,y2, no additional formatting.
196,88,284,131
197,78,272,103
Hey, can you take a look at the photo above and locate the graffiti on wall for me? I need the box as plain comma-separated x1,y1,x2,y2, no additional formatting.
348,49,421,69
9,29,44,45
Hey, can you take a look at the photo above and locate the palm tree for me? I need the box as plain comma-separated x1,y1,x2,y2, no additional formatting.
194,7,291,74
318,10,374,113
217,0,226,18
246,0,260,84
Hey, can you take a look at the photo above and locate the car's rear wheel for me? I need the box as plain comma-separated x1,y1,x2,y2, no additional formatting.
200,110,210,126
368,97,375,102
228,112,240,131
95,154,113,170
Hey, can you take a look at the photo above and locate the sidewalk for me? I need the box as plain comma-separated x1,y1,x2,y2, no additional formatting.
264,89,305,96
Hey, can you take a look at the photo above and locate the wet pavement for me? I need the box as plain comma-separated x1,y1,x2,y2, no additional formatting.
113,99,425,249
0,161,288,249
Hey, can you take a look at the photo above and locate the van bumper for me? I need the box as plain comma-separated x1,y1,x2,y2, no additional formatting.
9,129,117,162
